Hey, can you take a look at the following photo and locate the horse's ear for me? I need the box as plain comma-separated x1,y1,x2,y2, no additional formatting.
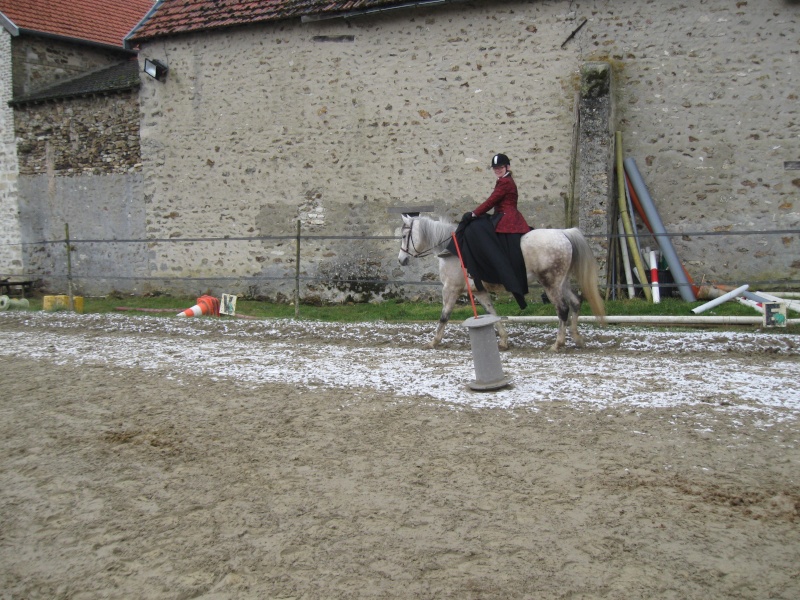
401,214,411,224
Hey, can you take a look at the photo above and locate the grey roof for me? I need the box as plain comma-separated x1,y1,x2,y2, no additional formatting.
10,59,140,106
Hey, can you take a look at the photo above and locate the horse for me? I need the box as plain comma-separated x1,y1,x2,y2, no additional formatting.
397,214,606,351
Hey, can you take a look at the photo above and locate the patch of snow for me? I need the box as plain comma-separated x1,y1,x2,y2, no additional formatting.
1,312,798,423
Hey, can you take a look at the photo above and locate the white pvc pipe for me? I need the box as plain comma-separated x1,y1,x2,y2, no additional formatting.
756,291,800,313
501,315,800,326
736,297,764,314
691,284,749,314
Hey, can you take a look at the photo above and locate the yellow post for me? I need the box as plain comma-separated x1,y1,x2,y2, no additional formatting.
615,132,652,302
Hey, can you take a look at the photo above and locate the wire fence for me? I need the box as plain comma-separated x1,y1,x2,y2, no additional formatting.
2,225,799,300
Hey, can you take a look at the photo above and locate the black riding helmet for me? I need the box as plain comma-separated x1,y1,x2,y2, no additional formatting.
490,153,511,168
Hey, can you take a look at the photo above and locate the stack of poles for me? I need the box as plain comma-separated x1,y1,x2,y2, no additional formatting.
610,132,697,303
624,156,697,302
613,132,652,302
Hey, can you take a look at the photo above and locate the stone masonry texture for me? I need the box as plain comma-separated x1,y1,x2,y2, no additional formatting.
4,0,799,300
133,0,798,300
0,31,23,276
14,93,142,176
3,33,144,291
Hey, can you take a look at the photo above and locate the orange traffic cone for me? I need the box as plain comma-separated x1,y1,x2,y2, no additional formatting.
177,295,220,317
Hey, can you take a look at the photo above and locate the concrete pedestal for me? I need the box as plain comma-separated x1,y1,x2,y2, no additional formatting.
463,315,511,391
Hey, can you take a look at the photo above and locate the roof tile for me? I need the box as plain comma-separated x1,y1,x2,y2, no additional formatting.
126,0,429,43
0,0,155,48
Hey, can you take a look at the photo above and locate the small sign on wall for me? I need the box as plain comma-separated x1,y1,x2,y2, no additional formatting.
220,293,237,316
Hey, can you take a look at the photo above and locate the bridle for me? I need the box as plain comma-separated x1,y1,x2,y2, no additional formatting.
400,218,451,259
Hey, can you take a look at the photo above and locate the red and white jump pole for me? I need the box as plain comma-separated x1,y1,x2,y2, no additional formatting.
649,250,660,304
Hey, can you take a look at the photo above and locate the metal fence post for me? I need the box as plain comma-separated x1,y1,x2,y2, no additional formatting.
65,223,74,311
295,219,301,318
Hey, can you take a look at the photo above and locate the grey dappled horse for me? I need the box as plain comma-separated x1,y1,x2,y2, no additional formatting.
397,215,606,351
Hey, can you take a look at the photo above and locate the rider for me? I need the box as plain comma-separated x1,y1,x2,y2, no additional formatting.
449,153,532,310
470,153,532,235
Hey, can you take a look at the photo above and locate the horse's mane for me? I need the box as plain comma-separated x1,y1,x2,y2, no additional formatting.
415,214,456,248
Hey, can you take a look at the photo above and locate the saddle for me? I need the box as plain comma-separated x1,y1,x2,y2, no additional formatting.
447,213,529,309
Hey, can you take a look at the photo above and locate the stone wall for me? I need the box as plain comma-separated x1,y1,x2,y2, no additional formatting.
15,92,142,176
16,172,147,296
0,31,23,277
1,33,142,286
132,0,798,301
7,0,798,300
9,85,143,294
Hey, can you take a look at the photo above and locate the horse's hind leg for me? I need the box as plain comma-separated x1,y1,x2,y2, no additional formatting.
552,313,568,352
565,284,585,348
474,290,509,350
545,287,569,352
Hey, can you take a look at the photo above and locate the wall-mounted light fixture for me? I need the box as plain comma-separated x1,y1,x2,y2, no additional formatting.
143,58,168,81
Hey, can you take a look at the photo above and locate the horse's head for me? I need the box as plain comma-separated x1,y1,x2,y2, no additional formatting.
398,215,454,265
397,214,415,266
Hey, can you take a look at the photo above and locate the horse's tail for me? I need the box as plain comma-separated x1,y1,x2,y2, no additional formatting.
563,228,607,325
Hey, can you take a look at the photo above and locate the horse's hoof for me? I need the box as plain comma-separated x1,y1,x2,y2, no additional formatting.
425,341,437,350
499,341,510,351
574,339,585,348
549,343,564,353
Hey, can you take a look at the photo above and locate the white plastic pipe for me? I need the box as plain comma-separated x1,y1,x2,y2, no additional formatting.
502,314,800,326
737,297,764,314
502,315,800,325
691,284,749,314
756,291,800,313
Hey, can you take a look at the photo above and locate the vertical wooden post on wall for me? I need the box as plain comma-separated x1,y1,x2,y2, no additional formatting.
294,219,301,319
65,223,74,311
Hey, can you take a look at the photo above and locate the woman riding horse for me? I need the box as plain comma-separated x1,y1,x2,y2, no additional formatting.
451,153,532,309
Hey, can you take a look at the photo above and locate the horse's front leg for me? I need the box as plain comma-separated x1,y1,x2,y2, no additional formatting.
474,290,509,350
429,283,460,349
550,321,568,352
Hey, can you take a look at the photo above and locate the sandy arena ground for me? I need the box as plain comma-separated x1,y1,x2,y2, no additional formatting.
1,311,799,599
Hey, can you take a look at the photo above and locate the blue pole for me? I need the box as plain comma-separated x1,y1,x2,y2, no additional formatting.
623,158,696,302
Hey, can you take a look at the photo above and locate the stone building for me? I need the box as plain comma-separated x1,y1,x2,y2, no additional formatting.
0,0,153,292
123,0,798,302
3,0,799,301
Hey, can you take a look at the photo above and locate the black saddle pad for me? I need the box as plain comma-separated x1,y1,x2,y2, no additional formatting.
446,214,528,310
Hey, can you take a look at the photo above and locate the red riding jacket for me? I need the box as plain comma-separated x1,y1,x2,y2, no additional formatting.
472,173,531,234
